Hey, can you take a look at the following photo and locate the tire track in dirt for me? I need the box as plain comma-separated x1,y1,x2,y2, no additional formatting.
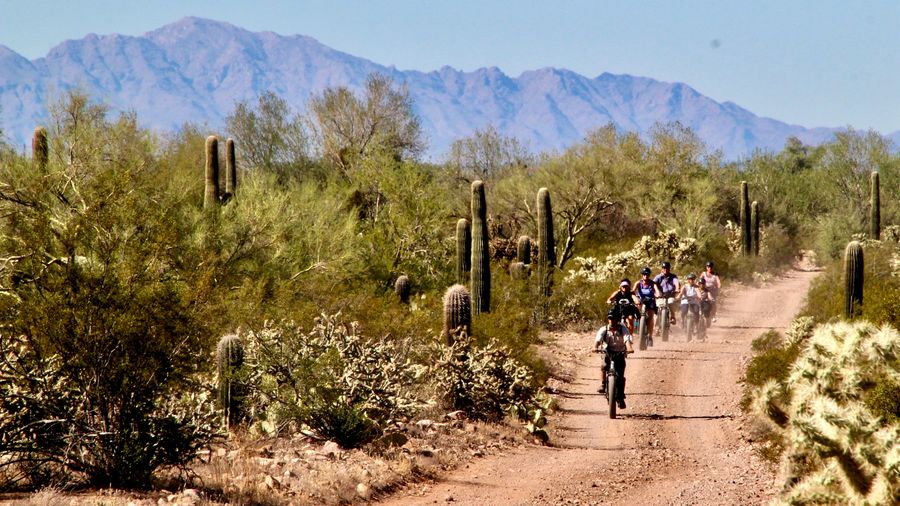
382,269,818,505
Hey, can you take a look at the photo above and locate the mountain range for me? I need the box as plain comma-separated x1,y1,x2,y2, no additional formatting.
0,17,890,159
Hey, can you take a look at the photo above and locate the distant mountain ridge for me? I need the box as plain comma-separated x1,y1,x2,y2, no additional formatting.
0,17,892,158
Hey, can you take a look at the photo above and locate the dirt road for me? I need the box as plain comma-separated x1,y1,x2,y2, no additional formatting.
383,269,818,505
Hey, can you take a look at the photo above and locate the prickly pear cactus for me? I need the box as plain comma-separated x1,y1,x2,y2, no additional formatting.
537,188,556,296
32,126,48,169
225,137,237,201
871,171,880,240
844,241,864,319
216,334,245,429
751,201,760,257
740,181,751,255
442,284,472,345
204,136,220,209
456,218,471,285
471,181,490,314
517,235,532,265
395,275,411,304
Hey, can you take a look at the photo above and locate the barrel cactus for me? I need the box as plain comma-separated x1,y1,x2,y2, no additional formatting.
870,171,880,240
740,181,751,255
456,218,471,285
844,241,864,319
204,136,220,209
751,201,760,256
225,137,237,201
471,181,490,314
395,275,411,304
32,126,48,169
216,334,245,429
537,188,556,296
442,284,472,345
517,235,532,265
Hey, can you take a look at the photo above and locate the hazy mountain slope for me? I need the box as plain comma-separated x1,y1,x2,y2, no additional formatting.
0,17,855,158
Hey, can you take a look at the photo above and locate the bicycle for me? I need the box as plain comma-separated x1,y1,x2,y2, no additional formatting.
684,301,704,342
656,294,675,342
637,296,654,350
596,349,627,419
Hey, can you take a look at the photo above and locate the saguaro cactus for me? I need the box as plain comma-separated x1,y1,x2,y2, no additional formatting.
870,171,880,240
844,241,864,318
740,181,751,255
216,334,245,429
442,284,472,345
395,275,411,304
32,126,48,169
751,201,760,256
225,138,237,201
456,218,471,285
470,181,490,314
204,136,220,209
537,188,556,296
517,235,532,265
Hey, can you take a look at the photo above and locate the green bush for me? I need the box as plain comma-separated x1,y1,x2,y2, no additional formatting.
305,400,382,449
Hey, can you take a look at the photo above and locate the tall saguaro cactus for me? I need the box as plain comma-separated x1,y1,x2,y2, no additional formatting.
470,181,490,314
32,126,48,169
751,201,760,256
456,218,471,285
442,284,472,345
537,187,556,296
225,138,237,201
870,171,880,240
217,334,245,430
204,136,220,209
517,235,532,265
740,181,751,255
844,241,864,318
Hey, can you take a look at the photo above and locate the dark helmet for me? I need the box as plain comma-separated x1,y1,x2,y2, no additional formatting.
687,272,697,280
661,261,672,269
640,266,652,276
698,278,706,286
706,261,715,268
607,306,622,322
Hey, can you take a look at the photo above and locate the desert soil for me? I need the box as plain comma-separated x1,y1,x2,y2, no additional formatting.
382,268,818,506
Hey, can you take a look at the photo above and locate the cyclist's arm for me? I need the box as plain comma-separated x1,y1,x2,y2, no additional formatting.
605,289,619,304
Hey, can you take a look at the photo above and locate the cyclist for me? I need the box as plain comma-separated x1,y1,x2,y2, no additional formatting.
593,306,634,408
653,261,680,325
634,267,662,345
699,261,722,323
678,273,702,333
605,278,640,333
698,278,713,336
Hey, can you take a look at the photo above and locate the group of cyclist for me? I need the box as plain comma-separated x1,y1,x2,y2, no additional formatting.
593,260,722,409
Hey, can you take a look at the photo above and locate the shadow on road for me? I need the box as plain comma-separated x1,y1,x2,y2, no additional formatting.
621,413,734,420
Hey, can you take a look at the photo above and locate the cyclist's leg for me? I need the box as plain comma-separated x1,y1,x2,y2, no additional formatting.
616,354,627,405
647,308,655,338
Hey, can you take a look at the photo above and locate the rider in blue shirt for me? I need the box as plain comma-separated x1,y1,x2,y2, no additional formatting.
653,261,680,325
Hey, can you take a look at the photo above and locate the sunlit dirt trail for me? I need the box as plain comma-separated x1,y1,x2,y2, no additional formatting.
381,268,818,505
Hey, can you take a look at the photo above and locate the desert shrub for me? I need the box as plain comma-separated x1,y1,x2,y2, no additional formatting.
242,315,429,445
814,211,865,262
432,332,540,422
304,401,382,449
741,330,800,410
0,102,221,489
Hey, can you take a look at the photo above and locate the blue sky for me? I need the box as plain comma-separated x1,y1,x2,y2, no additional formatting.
1,0,898,132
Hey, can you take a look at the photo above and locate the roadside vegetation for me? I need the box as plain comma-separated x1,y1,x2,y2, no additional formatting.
0,74,897,503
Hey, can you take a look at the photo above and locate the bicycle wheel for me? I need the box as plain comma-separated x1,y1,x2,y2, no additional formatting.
608,373,617,419
659,307,669,342
638,314,648,351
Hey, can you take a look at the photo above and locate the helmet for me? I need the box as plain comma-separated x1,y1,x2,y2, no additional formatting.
640,267,652,276
607,307,622,322
706,261,715,268
687,272,697,280
620,278,631,288
661,261,671,269
698,278,706,286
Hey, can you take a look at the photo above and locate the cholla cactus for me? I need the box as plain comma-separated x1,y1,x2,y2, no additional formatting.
566,230,698,284
394,275,411,304
751,322,900,504
509,261,529,280
442,284,472,345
